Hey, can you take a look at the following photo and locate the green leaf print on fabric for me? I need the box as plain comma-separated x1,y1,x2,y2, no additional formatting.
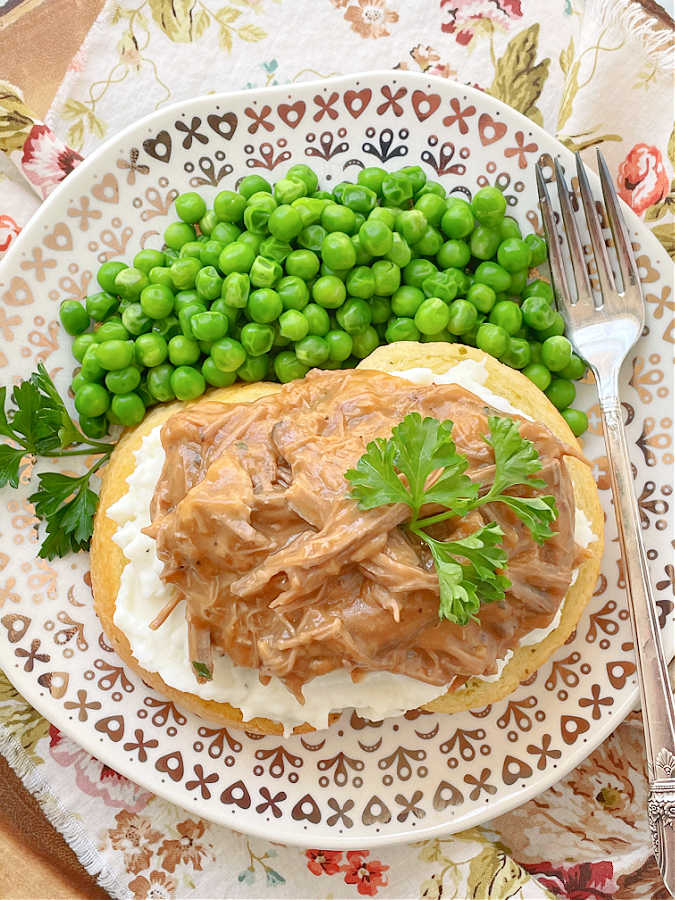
651,222,675,259
148,0,211,42
489,25,550,126
466,846,530,899
0,82,36,154
0,670,49,764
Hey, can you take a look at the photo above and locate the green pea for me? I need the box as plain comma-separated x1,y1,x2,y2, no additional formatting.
148,266,173,289
210,337,246,372
80,345,106,382
146,364,175,401
96,339,135,371
475,257,513,292
59,300,90,336
274,351,309,383
522,295,556,331
179,240,204,260
403,258,437,288
522,279,554,303
170,366,206,402
97,261,127,294
78,415,108,439
243,200,274,235
372,260,401,296
303,303,330,337
414,297,450,335
317,203,354,235
236,354,268,382
414,192,446,227
140,283,174,319
169,257,202,291
501,337,532,369
191,311,228,342
357,167,387,196
268,204,304,241
95,320,129,343
560,353,587,381
198,210,218,236
525,233,548,266
523,363,552,391
422,270,461,304
247,288,282,323
499,217,522,241
436,239,471,270
446,299,478,336
343,266,373,300
399,165,426,194
274,275,307,311
168,335,200,366
535,312,565,340
489,300,522,335
546,378,576,410
395,209,427,245
561,408,588,437
420,329,453,344
471,186,506,227
384,232,412,268
295,335,330,367
440,198,475,239
335,298,371,335
325,329,353,362
322,231,357,270
508,268,529,296
385,317,420,343
86,291,117,322
476,322,509,358
356,219,391,257
122,304,152,336
541,335,572,372
75,383,110,418
416,180,445,198
241,322,274,357
259,236,293,263
529,341,543,364
238,174,272,199
381,172,413,208
285,249,320,281
297,224,326,252
370,295,391,324
414,226,444,257
213,189,246,224
105,366,141,394
350,325,379,359
211,221,242,244
72,333,97,362
221,271,250,309
195,265,223,301
278,309,309,342
274,176,307,205
351,233,372,266
466,283,496,314
197,240,224,269
391,285,424,318
175,192,206,224
497,237,532,273
470,225,500,261
249,256,282,289
201,357,236,387
164,221,196,251
286,164,318,194
312,275,346,309
135,333,168,367
133,249,166,276
367,207,396,230
333,183,378,214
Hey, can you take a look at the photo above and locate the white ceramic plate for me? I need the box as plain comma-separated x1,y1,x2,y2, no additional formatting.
0,71,672,848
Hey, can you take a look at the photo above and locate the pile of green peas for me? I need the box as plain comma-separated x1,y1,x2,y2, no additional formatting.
59,162,589,437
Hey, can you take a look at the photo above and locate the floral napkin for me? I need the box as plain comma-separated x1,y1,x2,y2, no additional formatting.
0,1,673,898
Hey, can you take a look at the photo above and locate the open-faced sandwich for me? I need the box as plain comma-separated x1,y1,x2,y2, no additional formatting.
91,342,603,735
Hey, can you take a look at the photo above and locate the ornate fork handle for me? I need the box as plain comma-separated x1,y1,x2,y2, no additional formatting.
600,392,675,890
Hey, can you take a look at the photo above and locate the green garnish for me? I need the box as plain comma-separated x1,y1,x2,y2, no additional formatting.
0,364,115,560
192,661,212,680
345,412,557,625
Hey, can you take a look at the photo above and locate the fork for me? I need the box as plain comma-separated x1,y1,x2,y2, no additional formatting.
536,149,675,897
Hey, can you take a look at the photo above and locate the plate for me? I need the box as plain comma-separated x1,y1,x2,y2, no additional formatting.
0,71,672,848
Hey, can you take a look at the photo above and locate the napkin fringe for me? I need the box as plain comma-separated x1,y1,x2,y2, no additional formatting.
588,0,674,70
0,724,131,900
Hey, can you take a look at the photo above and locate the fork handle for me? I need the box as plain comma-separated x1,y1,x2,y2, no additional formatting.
600,395,675,893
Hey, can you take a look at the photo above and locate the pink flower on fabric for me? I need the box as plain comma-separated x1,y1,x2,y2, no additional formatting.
48,725,152,812
0,215,20,253
20,124,82,199
440,0,523,46
524,860,617,900
617,143,669,215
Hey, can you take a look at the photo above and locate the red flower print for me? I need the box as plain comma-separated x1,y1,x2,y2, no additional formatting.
617,143,669,215
306,849,343,876
441,0,522,46
0,215,20,253
524,860,617,900
343,851,389,896
20,124,82,199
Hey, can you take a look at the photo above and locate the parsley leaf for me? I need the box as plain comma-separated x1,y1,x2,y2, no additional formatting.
1,365,116,559
346,412,559,625
192,661,213,681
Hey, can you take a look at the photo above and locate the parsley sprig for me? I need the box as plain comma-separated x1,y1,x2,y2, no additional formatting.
0,364,115,559
345,413,557,625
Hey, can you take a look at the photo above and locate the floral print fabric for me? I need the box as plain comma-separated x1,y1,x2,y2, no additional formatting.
0,0,674,898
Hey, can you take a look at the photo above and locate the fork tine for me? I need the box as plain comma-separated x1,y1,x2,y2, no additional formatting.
575,151,616,298
553,159,595,306
596,148,640,294
535,164,574,316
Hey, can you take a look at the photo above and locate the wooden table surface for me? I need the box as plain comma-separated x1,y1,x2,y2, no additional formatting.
2,7,109,896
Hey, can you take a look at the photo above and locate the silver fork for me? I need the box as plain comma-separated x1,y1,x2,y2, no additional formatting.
536,150,675,897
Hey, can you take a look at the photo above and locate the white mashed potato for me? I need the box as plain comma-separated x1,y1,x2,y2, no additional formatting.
108,361,596,733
